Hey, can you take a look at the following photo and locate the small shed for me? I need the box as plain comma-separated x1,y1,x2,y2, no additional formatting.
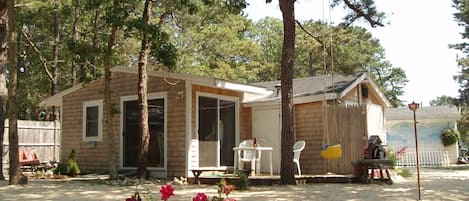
385,106,461,166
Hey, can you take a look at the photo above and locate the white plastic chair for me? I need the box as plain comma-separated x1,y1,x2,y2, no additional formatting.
238,139,261,175
293,140,306,175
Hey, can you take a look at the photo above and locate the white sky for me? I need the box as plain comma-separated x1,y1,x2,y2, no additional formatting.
245,0,464,106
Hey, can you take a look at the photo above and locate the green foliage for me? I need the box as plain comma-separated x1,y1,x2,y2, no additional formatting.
66,149,81,177
440,128,460,146
395,168,412,178
232,170,249,190
52,163,68,175
430,95,456,106
11,0,404,118
451,0,469,143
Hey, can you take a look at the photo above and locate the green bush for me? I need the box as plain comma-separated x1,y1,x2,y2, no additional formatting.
441,128,460,146
53,163,68,175
52,149,81,177
232,171,249,190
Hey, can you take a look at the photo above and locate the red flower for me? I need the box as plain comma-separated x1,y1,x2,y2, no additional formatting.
159,184,175,201
192,192,208,201
126,193,141,201
223,184,235,196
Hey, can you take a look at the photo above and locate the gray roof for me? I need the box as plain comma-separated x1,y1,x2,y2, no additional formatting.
385,106,460,121
255,73,362,94
248,73,366,103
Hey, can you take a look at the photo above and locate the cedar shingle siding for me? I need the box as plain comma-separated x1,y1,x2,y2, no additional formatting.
62,72,186,177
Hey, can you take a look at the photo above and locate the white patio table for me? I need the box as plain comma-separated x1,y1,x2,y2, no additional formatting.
233,146,273,176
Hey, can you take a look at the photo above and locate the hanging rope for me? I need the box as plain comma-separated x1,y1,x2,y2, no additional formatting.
320,0,342,161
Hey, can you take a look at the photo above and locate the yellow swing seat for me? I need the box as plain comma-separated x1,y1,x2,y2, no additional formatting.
320,144,342,160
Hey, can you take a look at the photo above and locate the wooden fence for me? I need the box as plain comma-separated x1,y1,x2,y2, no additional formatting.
2,120,61,164
394,146,450,167
322,104,368,174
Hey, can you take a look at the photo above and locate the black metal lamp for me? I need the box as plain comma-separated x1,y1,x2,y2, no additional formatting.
408,101,421,200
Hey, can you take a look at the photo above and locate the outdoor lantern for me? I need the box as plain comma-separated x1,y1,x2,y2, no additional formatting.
408,101,419,111
408,101,421,200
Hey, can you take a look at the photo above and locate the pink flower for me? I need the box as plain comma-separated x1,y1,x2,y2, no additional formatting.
159,184,175,201
192,192,208,201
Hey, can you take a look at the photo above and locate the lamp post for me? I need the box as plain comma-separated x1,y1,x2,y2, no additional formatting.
408,101,421,200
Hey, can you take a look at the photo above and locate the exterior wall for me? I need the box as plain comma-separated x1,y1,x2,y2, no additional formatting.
386,119,459,164
240,107,252,141
189,85,245,169
294,102,325,174
62,72,186,177
342,84,382,105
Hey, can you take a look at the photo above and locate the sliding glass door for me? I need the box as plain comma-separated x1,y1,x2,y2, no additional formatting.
123,98,165,168
198,95,236,167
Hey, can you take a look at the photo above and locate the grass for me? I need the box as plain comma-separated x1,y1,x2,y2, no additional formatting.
395,168,413,178
425,165,469,171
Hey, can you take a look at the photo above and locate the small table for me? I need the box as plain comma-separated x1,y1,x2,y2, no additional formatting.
233,146,273,176
358,159,394,184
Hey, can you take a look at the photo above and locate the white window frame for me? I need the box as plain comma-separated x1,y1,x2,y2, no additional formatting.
196,92,240,168
119,92,168,171
82,99,103,142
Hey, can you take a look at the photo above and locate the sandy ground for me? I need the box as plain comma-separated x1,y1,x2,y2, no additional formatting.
0,167,468,201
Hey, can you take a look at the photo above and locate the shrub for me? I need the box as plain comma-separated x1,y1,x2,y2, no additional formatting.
67,149,81,176
232,171,249,190
441,128,460,146
53,163,68,175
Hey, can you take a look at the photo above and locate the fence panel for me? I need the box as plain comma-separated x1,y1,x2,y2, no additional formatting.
2,120,61,164
395,146,449,167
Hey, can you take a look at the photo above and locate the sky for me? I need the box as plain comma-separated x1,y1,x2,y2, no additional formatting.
244,0,463,107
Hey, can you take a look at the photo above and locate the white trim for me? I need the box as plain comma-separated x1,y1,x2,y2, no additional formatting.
215,80,271,95
119,92,168,171
82,99,103,142
195,92,240,168
185,81,193,176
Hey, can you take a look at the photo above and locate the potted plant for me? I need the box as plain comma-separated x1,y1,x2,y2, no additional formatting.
440,128,460,147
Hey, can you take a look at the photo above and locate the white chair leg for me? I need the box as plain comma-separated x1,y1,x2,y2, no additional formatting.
295,161,301,176
251,159,256,175
256,160,261,175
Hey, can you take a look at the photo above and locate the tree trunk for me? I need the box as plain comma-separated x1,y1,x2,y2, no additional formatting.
103,0,119,180
91,9,100,78
7,0,20,185
136,0,151,179
279,0,296,185
51,0,60,120
71,0,80,86
0,0,7,181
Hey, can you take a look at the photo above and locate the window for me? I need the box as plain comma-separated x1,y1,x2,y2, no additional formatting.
83,100,103,141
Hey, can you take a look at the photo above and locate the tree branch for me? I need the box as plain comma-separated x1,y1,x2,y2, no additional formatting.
342,0,384,28
21,28,54,80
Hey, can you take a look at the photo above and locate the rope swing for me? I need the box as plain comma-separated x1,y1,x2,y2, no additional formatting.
320,0,342,160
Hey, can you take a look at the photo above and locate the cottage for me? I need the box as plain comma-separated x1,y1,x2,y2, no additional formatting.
385,106,460,166
42,67,390,178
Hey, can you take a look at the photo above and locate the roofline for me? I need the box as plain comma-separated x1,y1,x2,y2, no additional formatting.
362,76,392,108
38,83,84,107
40,66,271,107
112,66,271,95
